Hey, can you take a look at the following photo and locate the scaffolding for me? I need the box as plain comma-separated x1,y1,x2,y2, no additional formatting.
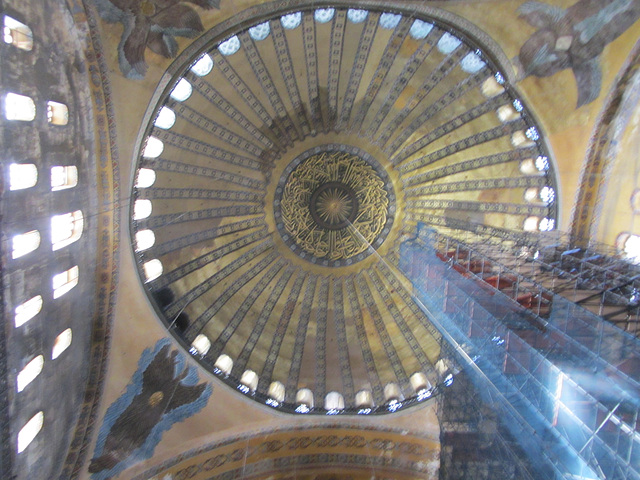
399,224,640,480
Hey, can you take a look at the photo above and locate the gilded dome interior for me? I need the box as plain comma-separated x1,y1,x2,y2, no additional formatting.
130,6,557,413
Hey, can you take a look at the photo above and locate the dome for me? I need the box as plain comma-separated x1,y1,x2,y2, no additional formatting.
130,6,556,413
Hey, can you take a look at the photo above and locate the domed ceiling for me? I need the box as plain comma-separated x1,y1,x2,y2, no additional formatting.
129,6,557,413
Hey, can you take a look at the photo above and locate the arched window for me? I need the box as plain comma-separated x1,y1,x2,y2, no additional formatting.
14,295,43,328
519,158,542,175
190,334,211,355
190,53,213,76
218,36,240,56
619,233,640,264
384,382,403,403
52,265,79,299
133,199,152,220
524,187,539,203
169,78,192,101
46,101,68,125
511,130,536,148
9,163,37,190
295,388,314,412
523,216,540,232
410,372,431,394
324,391,345,410
17,411,43,453
280,12,302,30
51,210,83,251
314,8,334,24
249,22,270,41
267,381,285,403
135,229,155,251
214,354,233,375
135,168,156,188
535,155,550,171
355,389,374,408
539,218,555,232
143,259,163,282
3,16,33,51
410,19,433,40
51,328,72,359
347,9,368,23
153,106,175,130
379,13,401,29
17,355,44,392
437,33,462,54
51,166,78,191
142,136,163,158
461,52,485,73
239,370,258,393
4,92,36,121
497,104,520,123
481,76,505,98
12,230,40,259
539,186,555,205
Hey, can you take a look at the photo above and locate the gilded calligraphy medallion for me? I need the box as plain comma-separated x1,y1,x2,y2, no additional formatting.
274,145,395,266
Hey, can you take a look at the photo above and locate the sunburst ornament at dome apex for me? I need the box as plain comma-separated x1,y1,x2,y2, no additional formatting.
275,146,395,266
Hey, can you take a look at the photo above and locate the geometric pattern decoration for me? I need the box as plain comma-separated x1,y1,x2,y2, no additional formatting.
130,7,557,413
275,145,394,266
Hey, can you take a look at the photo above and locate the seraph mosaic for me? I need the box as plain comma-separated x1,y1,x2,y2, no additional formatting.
93,0,220,79
517,0,640,107
89,339,212,479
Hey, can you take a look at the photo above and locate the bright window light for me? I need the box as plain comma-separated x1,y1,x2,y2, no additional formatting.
280,12,302,30
347,9,368,23
133,199,152,220
624,235,640,263
539,218,555,232
190,334,211,355
143,259,163,282
135,229,155,251
169,78,192,101
51,166,78,191
218,35,240,56
17,355,44,392
9,163,37,190
524,187,539,203
52,328,72,359
540,186,555,204
136,168,156,188
51,210,83,251
47,101,69,125
314,8,334,23
52,265,79,299
249,22,270,41
15,295,43,328
4,92,36,121
153,106,175,130
437,32,462,54
17,411,43,453
3,16,33,51
379,13,401,30
142,136,163,158
191,53,213,76
523,216,540,232
461,52,485,73
410,19,433,40
324,391,345,410
12,230,40,259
